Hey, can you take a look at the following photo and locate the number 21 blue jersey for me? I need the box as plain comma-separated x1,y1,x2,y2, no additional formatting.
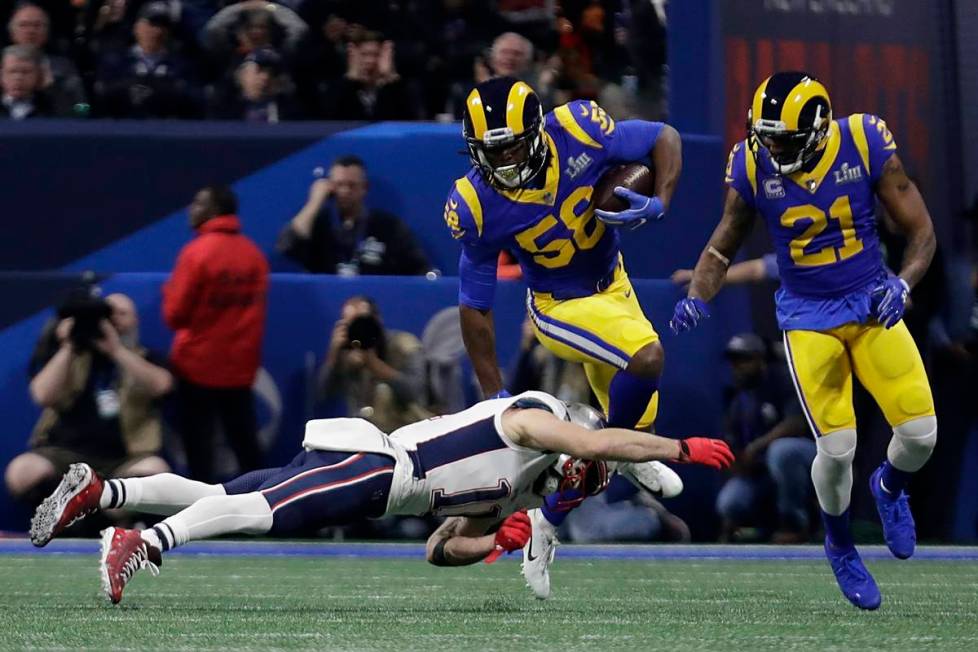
725,113,898,330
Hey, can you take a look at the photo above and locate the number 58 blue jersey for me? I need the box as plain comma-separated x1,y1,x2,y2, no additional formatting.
725,113,898,330
443,100,663,309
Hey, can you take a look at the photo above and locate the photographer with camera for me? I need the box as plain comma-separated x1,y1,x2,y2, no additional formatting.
5,292,172,511
277,155,431,276
318,296,430,432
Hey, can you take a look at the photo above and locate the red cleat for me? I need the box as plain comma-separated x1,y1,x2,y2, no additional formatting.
99,527,161,605
30,463,105,547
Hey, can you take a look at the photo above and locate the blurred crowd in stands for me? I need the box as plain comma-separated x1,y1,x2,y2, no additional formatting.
0,0,668,122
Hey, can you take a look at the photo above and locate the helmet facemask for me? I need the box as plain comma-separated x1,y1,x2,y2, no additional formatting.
550,455,610,510
465,106,548,190
546,401,612,509
748,103,830,175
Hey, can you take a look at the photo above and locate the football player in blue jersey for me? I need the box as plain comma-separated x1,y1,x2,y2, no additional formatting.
442,76,683,595
672,71,938,610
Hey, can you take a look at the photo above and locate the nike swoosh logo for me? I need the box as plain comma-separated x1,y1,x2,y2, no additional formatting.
624,289,632,298
526,539,537,561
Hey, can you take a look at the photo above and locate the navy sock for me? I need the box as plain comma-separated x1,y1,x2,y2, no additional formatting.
105,479,125,509
151,523,176,552
541,489,582,526
222,467,279,495
604,475,638,504
880,460,912,496
821,509,853,549
607,369,659,429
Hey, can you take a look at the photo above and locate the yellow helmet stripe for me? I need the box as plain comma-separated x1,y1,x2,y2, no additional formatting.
466,89,489,140
751,76,771,125
505,81,533,134
455,176,484,236
781,78,830,131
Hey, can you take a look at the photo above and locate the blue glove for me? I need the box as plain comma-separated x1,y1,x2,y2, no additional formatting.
489,389,512,399
669,298,710,334
594,187,665,230
871,277,910,329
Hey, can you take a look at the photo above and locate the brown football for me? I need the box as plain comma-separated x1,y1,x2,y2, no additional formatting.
592,163,656,213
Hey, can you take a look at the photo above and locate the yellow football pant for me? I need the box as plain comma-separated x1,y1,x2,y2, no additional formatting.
783,320,935,436
526,263,660,428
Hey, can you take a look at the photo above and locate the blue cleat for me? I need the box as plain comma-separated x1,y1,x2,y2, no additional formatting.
823,539,882,610
870,465,916,559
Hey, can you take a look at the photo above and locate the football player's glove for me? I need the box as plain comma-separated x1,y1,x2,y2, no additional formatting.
871,277,910,329
594,187,664,230
678,438,735,470
489,389,512,399
747,71,832,175
669,297,710,334
484,509,531,563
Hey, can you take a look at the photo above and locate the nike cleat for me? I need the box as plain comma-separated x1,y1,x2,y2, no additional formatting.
823,539,881,610
30,462,104,547
870,465,916,560
99,527,161,605
618,460,683,498
521,508,558,600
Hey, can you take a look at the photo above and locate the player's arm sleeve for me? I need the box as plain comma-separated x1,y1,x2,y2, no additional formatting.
557,99,666,162
606,119,663,163
443,179,499,309
723,143,757,210
458,243,499,310
856,113,899,185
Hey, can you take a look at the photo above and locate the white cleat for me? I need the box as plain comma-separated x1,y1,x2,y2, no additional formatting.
521,508,558,600
618,460,683,498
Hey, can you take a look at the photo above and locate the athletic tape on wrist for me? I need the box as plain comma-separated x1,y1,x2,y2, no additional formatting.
707,246,730,267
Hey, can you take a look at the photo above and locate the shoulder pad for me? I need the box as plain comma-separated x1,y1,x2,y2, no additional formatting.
551,100,616,149
443,174,485,241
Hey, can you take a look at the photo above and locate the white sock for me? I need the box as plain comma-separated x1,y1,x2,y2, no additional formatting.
140,528,163,551
155,493,273,551
100,474,226,515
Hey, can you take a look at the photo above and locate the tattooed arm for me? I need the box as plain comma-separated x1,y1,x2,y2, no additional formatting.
875,153,936,289
687,188,757,302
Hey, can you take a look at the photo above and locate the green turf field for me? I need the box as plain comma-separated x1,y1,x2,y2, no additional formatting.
3,551,977,651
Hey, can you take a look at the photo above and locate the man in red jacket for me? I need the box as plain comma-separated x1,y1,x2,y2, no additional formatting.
163,185,269,482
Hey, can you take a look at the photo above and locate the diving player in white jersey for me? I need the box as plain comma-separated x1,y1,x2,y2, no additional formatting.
31,391,732,604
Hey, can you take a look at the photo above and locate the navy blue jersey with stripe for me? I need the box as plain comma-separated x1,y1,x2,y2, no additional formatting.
224,392,569,525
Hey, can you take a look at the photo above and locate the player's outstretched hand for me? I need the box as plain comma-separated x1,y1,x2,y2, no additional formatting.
484,509,531,564
669,297,710,334
678,438,735,470
871,277,910,329
594,187,664,230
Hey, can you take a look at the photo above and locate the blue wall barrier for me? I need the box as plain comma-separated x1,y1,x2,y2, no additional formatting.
1,121,726,284
0,272,750,531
